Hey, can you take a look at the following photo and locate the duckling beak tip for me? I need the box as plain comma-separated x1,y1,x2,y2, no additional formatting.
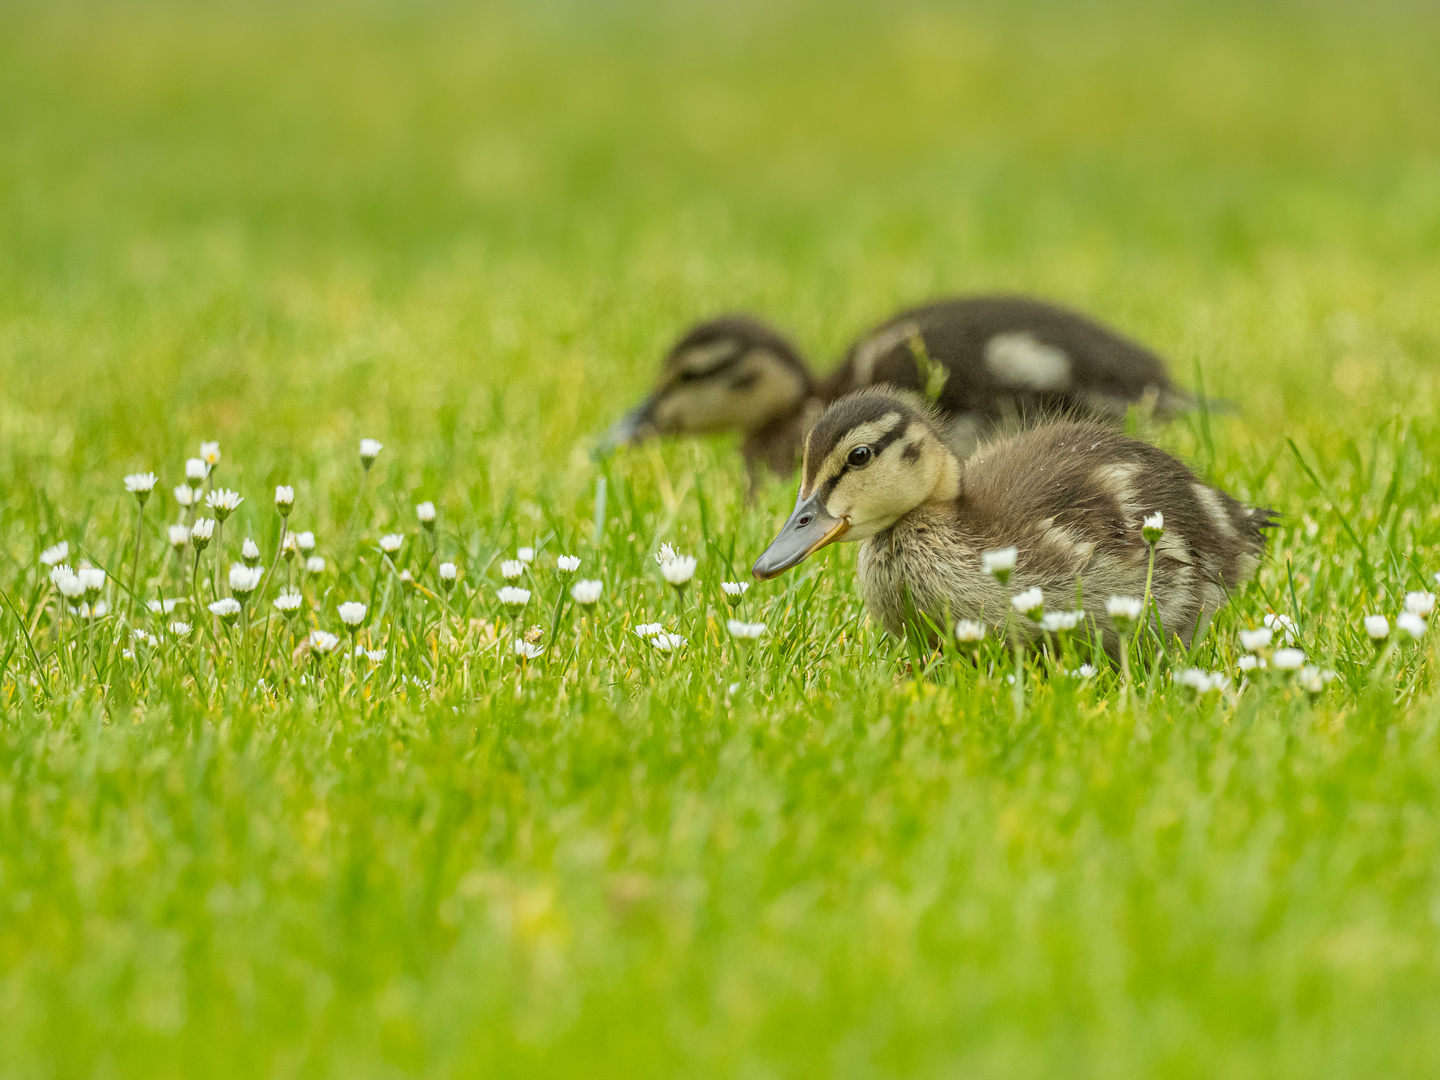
751,495,849,579
595,402,654,455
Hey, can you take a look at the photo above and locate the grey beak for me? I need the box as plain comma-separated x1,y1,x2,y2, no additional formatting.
752,490,850,580
595,400,656,456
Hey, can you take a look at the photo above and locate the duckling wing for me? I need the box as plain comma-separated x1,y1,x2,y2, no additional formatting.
960,420,1272,642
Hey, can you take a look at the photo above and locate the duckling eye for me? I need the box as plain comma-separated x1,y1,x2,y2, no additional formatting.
847,445,873,468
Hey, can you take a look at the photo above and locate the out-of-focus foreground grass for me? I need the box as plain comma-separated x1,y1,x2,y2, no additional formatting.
3,1,1440,1077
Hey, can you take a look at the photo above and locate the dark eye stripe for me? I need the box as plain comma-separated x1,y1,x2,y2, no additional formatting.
821,425,909,501
673,345,746,383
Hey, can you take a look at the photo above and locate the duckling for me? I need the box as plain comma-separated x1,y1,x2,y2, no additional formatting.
600,295,1200,484
752,388,1273,653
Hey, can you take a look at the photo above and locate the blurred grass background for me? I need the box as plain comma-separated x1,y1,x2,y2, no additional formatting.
3,0,1439,487
5,1,1440,1077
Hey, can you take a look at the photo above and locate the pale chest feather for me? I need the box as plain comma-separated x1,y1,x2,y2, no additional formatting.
857,517,1008,638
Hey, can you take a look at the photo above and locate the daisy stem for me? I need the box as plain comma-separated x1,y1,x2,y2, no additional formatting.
1119,631,1132,711
190,548,202,629
1141,541,1157,651
549,586,568,646
213,519,224,598
1011,634,1025,720
255,520,288,684
129,501,145,619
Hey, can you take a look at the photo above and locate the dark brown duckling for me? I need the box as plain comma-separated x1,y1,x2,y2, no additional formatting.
752,388,1273,652
600,295,1201,485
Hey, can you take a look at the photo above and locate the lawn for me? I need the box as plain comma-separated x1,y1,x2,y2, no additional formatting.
3,0,1440,1076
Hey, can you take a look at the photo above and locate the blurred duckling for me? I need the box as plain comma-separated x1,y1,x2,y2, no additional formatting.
601,295,1200,483
752,388,1272,652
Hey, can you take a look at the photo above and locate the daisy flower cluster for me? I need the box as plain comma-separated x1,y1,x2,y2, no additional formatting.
17,436,783,703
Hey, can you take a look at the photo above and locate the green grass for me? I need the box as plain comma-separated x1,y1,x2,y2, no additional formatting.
4,0,1440,1076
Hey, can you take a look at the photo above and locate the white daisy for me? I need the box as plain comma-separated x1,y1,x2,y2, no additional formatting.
1237,655,1265,672
365,649,387,664
229,564,263,596
980,546,1017,583
556,554,581,573
168,620,192,637
77,566,106,595
273,589,303,615
1142,512,1164,544
720,581,750,607
1272,648,1305,671
1176,668,1227,693
379,533,404,554
337,602,367,627
415,501,436,526
51,565,83,598
205,488,243,519
147,598,182,614
1106,595,1143,630
570,579,603,605
438,562,458,587
209,598,242,623
517,547,535,564
655,543,681,566
200,441,220,466
650,632,686,652
1363,615,1390,641
295,531,316,552
305,556,326,575
241,537,261,566
185,458,208,485
39,541,69,567
1263,612,1298,642
661,555,697,587
190,518,216,548
633,623,664,638
1011,586,1044,617
359,438,383,466
274,486,295,514
500,560,524,579
497,586,530,607
955,618,986,642
1404,591,1436,617
1397,611,1427,639
513,639,544,660
124,472,157,499
1298,666,1336,694
174,484,195,507
1239,627,1273,652
308,630,340,653
726,620,767,639
1040,610,1083,633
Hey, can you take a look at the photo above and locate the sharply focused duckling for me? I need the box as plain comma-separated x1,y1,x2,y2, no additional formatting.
752,388,1273,652
601,295,1198,483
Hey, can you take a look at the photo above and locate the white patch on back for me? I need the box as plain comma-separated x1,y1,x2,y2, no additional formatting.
984,333,1071,391
1191,483,1237,539
1091,462,1140,519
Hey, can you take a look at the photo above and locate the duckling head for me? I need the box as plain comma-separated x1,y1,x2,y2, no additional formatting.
752,389,960,579
599,316,812,451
